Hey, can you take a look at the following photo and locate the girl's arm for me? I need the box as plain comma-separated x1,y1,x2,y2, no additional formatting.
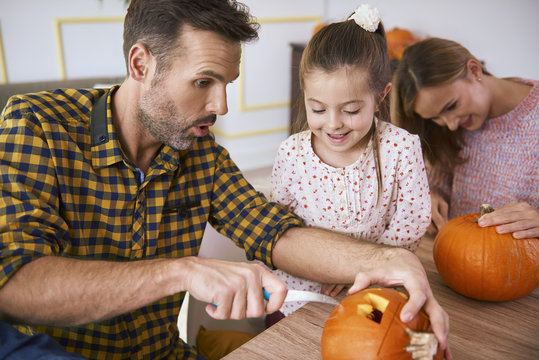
269,140,298,211
381,136,431,251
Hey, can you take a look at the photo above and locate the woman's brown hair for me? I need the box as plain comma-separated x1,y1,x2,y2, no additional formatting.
291,17,392,202
390,37,490,171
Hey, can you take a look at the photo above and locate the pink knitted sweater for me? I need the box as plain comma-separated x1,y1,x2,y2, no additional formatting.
430,79,538,218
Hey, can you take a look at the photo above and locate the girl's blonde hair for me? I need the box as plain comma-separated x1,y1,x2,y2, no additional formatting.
292,17,391,201
390,37,490,171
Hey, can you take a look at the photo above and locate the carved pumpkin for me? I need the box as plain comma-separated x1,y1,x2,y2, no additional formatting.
321,288,443,359
386,27,416,61
433,204,539,301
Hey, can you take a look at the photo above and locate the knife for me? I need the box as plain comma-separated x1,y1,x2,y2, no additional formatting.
212,288,340,307
264,288,340,306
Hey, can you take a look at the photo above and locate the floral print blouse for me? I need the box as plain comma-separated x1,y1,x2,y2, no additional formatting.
270,120,431,315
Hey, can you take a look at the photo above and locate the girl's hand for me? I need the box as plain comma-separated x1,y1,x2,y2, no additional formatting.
321,284,346,297
428,193,449,235
477,202,539,239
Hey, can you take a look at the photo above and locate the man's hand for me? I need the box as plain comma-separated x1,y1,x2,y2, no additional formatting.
183,258,286,320
272,227,452,358
478,202,539,239
347,248,452,360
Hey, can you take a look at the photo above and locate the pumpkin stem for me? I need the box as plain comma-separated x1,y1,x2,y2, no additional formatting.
475,203,494,222
405,328,438,359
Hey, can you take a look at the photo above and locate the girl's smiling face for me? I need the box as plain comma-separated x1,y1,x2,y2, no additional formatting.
304,66,389,167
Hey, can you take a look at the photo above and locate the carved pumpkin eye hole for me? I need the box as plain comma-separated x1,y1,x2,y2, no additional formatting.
366,308,383,323
356,293,391,324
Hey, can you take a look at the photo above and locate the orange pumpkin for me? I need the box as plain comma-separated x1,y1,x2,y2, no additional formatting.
313,22,327,35
433,204,539,301
386,27,416,61
321,288,443,360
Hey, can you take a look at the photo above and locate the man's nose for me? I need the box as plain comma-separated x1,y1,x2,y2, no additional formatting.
207,87,228,115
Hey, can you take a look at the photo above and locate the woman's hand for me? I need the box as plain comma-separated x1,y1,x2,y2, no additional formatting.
478,202,539,239
427,192,449,235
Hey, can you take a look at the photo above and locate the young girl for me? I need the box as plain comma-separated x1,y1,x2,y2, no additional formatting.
268,5,431,320
391,37,538,238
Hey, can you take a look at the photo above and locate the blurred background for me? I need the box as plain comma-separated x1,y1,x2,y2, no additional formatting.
1,0,538,172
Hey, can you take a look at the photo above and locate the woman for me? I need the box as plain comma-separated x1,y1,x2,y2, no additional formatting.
391,37,538,239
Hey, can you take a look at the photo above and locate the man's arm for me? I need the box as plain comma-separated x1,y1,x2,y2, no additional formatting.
0,255,286,327
272,226,451,356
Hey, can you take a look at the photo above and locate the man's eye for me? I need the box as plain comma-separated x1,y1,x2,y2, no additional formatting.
195,79,211,87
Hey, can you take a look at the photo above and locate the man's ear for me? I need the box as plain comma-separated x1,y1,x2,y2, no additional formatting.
128,43,152,81
466,58,483,80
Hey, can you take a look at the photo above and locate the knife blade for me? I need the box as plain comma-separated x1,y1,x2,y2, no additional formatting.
212,288,340,307
264,288,340,306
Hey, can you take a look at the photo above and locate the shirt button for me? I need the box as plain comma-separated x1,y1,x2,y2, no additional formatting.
179,209,188,217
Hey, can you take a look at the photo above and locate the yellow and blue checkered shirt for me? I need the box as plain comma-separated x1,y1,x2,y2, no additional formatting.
0,87,302,359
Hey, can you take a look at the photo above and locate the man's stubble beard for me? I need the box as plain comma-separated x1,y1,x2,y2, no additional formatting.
138,87,197,151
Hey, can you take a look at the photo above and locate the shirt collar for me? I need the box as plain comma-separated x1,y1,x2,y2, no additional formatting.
90,86,181,172
90,86,125,169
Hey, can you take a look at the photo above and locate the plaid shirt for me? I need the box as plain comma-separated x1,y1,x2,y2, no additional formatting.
0,87,302,359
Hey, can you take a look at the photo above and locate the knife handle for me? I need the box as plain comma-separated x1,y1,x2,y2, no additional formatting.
212,288,271,306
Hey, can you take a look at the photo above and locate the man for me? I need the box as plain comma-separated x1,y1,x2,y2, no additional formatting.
0,0,450,359
0,320,87,360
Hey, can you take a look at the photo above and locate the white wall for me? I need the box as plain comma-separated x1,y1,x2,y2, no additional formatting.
0,0,127,82
326,0,539,79
1,0,538,171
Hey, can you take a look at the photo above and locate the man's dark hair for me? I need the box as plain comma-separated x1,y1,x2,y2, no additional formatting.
123,0,259,73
